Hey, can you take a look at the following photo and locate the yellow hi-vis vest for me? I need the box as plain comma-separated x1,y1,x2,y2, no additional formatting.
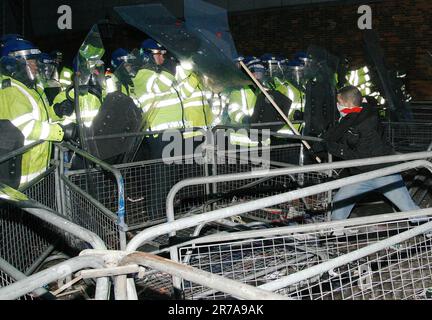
0,78,64,186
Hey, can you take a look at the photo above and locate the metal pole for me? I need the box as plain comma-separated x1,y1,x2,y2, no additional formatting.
161,208,432,250
114,275,128,300
53,145,63,216
259,220,432,292
120,252,289,300
0,140,43,164
240,60,321,163
24,207,107,250
58,145,68,217
127,159,432,251
62,142,128,248
24,243,57,276
0,257,52,299
94,277,110,300
0,256,105,300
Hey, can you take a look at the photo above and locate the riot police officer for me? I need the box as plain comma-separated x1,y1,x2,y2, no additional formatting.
0,38,76,187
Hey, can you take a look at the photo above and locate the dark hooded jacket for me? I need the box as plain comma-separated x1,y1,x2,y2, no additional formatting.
321,103,396,174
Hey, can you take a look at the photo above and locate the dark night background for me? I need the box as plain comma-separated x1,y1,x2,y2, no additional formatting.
1,0,431,100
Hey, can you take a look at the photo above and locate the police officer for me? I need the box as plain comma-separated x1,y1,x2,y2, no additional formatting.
259,54,305,135
107,48,136,96
137,38,212,160
227,56,264,147
39,53,62,105
51,56,103,128
0,38,76,187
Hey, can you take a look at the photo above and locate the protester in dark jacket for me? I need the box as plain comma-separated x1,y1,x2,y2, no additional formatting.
313,86,421,222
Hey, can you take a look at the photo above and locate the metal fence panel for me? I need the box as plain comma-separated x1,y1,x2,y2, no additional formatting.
383,122,432,152
66,159,207,230
62,180,121,250
178,216,432,300
0,270,34,300
64,144,327,248
0,168,60,274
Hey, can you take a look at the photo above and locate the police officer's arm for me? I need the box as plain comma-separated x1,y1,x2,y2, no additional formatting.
48,91,70,122
175,67,199,99
1,89,64,142
227,90,246,124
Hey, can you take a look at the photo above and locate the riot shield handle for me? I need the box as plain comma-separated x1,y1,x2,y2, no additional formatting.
239,60,322,164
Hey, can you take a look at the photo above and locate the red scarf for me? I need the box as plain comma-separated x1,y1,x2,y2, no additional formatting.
339,106,363,117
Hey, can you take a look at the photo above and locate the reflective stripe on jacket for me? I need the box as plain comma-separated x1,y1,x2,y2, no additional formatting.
0,78,64,186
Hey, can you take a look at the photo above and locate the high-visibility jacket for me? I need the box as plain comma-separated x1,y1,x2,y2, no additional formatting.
180,73,213,139
272,77,305,134
228,86,256,124
209,92,229,126
0,77,64,186
51,90,102,128
227,86,264,147
137,66,210,139
138,69,183,132
59,67,73,91
105,72,130,97
347,66,385,105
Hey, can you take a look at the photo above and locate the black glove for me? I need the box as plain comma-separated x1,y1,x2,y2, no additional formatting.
242,115,251,125
60,123,78,142
53,99,74,118
292,110,304,121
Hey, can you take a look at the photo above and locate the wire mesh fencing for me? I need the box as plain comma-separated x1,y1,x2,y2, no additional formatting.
383,122,432,153
65,157,207,232
177,214,432,300
61,178,121,250
65,143,318,234
171,143,331,226
0,271,34,300
0,168,60,274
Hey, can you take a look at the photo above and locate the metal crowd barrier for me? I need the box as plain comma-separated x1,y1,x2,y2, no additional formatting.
0,183,109,300
383,122,432,153
59,142,127,250
121,152,432,298
0,143,110,300
3,151,432,300
1,143,61,281
177,210,432,300
61,131,311,243
58,121,432,251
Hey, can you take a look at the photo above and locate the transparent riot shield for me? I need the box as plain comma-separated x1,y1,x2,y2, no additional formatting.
115,4,250,93
302,45,339,137
363,30,413,122
267,61,285,81
85,50,145,164
184,0,238,61
282,63,306,91
71,24,105,159
251,90,292,132
0,119,24,189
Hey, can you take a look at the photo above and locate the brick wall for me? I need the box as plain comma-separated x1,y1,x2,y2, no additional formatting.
229,0,432,101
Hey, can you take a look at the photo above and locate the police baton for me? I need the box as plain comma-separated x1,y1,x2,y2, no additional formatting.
240,60,322,163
